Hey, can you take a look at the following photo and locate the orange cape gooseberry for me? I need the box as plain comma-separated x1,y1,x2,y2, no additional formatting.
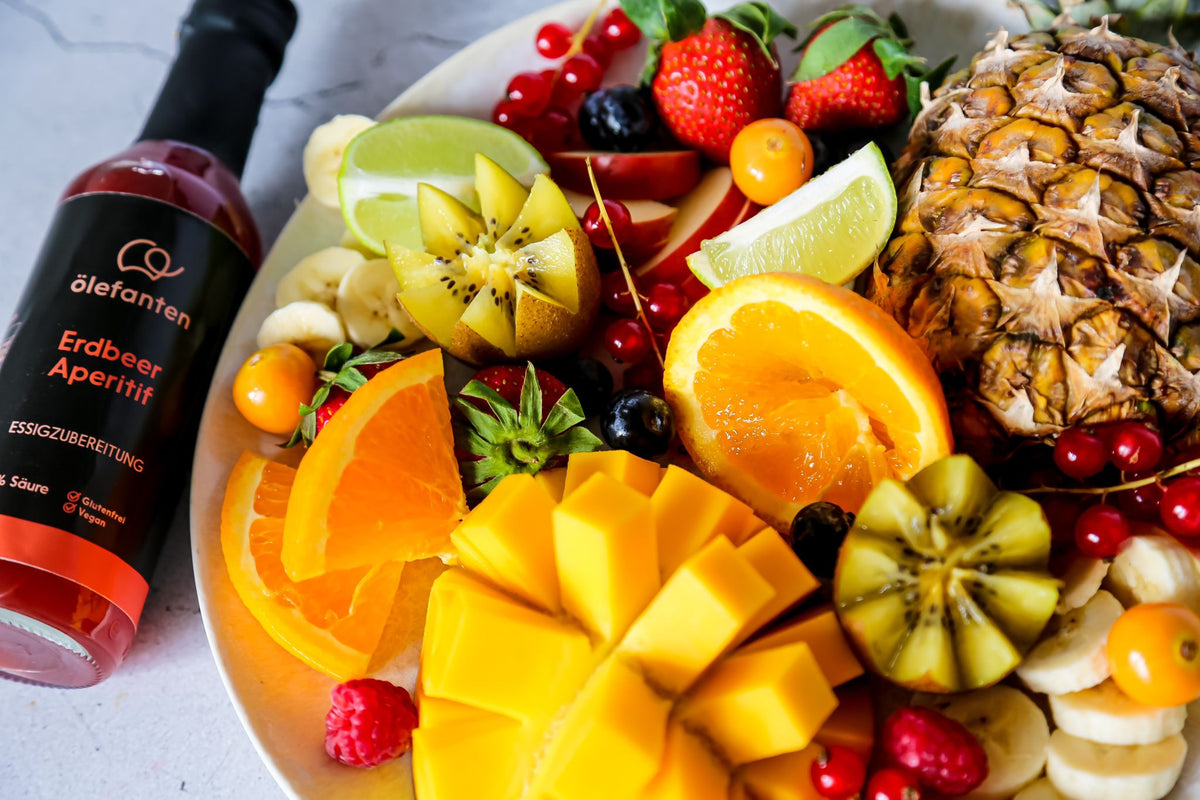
1107,602,1200,708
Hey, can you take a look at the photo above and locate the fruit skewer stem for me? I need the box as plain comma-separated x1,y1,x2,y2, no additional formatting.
584,157,665,367
565,0,608,58
1026,456,1200,496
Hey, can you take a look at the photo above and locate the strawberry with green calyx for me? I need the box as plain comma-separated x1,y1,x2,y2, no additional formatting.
285,342,404,447
454,362,602,503
785,5,953,131
620,0,797,163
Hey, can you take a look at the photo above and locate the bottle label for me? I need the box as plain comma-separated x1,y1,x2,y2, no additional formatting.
0,194,253,623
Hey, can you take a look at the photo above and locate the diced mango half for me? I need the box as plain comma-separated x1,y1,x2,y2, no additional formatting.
553,472,659,641
419,569,592,724
735,529,819,643
735,743,825,800
741,607,864,688
412,712,528,800
679,642,837,765
451,473,559,612
652,466,760,577
535,658,671,800
644,722,731,800
563,449,662,497
620,536,774,695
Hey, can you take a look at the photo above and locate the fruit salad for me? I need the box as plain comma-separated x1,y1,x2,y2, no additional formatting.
208,1,1200,799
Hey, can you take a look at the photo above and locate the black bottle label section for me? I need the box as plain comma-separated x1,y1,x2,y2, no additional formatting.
0,193,252,580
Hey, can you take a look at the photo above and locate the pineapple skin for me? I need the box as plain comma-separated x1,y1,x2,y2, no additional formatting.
869,21,1200,458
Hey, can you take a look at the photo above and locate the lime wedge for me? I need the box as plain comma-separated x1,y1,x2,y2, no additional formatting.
687,143,897,288
338,115,547,255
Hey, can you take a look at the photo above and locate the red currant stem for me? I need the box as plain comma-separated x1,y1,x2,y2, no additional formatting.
1027,456,1200,496
565,0,608,58
584,157,664,368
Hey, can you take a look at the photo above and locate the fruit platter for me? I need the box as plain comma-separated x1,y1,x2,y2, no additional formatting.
190,0,1200,797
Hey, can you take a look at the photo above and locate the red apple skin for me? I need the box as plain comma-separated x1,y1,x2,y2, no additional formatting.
637,168,757,286
560,190,678,262
547,150,702,200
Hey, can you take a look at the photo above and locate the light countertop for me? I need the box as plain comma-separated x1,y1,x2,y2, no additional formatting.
0,0,550,796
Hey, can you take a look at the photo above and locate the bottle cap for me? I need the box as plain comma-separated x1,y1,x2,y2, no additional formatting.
183,0,298,77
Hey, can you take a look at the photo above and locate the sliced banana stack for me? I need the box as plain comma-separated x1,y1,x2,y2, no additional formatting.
1013,778,1065,800
1049,679,1188,746
1016,590,1123,695
256,300,345,360
1046,729,1187,800
336,258,422,349
276,246,365,308
302,114,376,208
923,685,1050,800
1055,554,1109,614
1107,534,1200,615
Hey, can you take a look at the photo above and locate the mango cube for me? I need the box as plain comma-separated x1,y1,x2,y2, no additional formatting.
563,449,662,497
736,743,824,800
553,472,659,641
652,466,760,577
740,606,864,688
534,466,567,502
415,694,495,730
536,658,671,800
643,722,731,800
679,641,836,765
620,536,774,695
412,712,527,800
451,473,559,612
736,529,819,642
420,569,591,724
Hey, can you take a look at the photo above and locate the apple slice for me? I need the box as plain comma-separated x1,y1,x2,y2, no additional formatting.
637,168,758,288
561,190,679,262
546,150,702,201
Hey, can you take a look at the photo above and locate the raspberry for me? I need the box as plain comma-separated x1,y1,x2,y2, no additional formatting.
324,678,418,768
882,706,988,796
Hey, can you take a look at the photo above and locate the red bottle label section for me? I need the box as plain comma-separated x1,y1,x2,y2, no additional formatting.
0,193,253,617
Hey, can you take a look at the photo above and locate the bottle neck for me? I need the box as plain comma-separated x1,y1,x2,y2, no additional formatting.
137,0,295,178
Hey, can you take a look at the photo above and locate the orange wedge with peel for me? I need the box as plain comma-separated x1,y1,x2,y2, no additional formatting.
282,348,467,581
664,273,952,530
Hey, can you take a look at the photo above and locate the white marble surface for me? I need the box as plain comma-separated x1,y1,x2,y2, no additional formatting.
0,0,550,796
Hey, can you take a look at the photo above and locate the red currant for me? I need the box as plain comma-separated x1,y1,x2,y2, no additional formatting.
604,318,651,364
601,270,638,315
1054,427,1108,479
1108,422,1164,473
865,767,923,800
1074,504,1131,558
560,53,603,94
535,22,573,59
581,34,613,70
1119,473,1165,520
644,283,690,330
505,71,552,115
1161,476,1200,538
583,200,633,249
530,106,575,154
601,8,642,50
811,745,867,800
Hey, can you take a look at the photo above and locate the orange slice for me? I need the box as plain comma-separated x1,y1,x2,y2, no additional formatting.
282,348,467,581
664,273,952,530
220,451,406,680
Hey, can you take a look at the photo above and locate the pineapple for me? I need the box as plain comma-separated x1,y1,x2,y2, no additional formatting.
869,1,1200,459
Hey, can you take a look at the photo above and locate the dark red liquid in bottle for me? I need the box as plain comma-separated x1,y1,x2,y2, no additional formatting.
0,0,295,687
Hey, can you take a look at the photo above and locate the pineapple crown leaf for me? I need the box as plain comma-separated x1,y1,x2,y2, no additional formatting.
283,341,404,448
1015,0,1200,50
620,0,796,84
791,5,941,87
452,362,601,503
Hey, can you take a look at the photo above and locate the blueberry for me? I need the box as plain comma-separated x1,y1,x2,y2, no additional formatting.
808,129,898,175
789,501,855,580
579,85,658,152
601,389,675,458
541,357,613,418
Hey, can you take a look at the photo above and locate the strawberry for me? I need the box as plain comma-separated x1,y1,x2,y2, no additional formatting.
620,0,797,163
286,343,403,446
785,6,953,132
454,362,601,503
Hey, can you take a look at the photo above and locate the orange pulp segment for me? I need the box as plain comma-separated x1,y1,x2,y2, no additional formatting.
282,348,467,581
220,451,406,680
664,273,952,529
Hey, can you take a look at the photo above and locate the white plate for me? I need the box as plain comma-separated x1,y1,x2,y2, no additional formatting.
189,1,1200,797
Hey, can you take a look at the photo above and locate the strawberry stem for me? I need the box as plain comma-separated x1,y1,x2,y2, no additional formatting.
1026,456,1200,496
583,156,664,368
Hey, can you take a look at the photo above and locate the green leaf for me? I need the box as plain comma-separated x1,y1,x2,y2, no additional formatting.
620,0,707,42
887,11,910,40
716,2,798,61
283,425,305,448
519,362,543,429
546,426,604,457
458,380,519,429
872,37,924,80
334,367,368,392
347,349,404,367
460,457,508,486
378,329,406,347
454,423,496,456
542,390,587,438
904,55,955,117
323,342,354,371
1012,0,1060,28
453,396,507,445
793,17,880,81
311,383,331,411
467,475,505,503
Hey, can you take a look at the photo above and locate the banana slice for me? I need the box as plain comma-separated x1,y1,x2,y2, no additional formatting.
1046,729,1187,800
1108,534,1200,615
302,114,376,207
256,300,346,361
276,246,366,308
336,257,423,349
1016,590,1123,695
1056,555,1109,614
1014,778,1065,800
1050,679,1188,746
924,685,1049,800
